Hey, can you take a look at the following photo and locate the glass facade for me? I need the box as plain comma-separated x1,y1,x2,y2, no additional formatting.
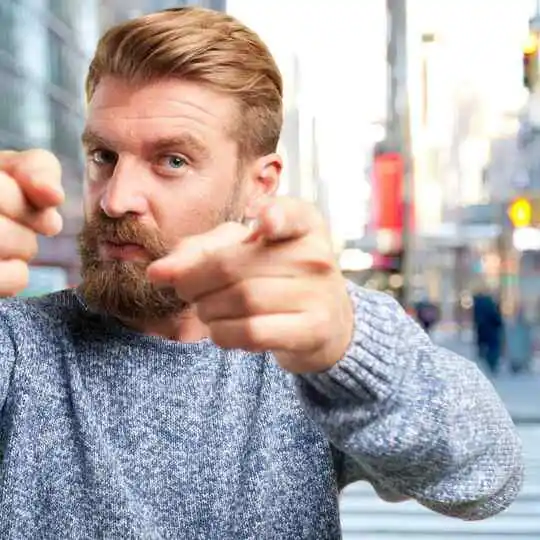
0,0,102,284
99,0,226,27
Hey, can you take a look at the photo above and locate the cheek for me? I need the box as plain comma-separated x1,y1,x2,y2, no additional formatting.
82,183,101,217
157,197,217,241
152,180,234,242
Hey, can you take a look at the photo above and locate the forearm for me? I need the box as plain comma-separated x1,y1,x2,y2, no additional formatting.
294,285,523,519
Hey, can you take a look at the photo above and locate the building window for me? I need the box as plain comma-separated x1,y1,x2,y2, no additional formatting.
0,0,16,58
48,0,78,29
50,99,83,165
48,30,83,97
0,72,24,138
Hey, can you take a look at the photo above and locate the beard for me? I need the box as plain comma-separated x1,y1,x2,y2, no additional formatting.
78,189,242,323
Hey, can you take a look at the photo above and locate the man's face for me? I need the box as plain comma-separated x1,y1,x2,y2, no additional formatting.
79,77,271,321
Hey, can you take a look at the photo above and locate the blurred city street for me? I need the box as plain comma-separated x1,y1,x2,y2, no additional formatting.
433,328,540,424
341,330,540,539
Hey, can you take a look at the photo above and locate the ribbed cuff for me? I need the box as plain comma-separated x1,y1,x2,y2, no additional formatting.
298,284,409,405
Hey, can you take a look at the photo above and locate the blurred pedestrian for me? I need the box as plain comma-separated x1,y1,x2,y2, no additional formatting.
414,297,440,335
505,306,533,374
472,286,504,376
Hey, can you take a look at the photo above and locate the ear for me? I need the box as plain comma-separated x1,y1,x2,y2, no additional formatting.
244,153,282,219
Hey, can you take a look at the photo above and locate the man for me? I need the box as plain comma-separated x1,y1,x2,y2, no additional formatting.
414,296,440,335
0,7,522,539
472,286,504,376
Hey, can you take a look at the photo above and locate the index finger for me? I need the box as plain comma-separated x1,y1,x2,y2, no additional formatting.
147,221,250,287
246,197,327,244
0,149,64,210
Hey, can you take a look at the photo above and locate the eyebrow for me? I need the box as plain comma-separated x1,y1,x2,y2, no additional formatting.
81,128,209,159
81,128,110,149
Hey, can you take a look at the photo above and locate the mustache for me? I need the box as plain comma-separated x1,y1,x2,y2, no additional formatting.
82,213,169,260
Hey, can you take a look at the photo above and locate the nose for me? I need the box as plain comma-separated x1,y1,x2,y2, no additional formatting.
100,157,149,218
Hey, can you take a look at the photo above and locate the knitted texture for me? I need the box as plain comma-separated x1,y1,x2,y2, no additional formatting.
0,285,523,539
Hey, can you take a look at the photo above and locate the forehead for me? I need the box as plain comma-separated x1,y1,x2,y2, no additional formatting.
85,77,238,147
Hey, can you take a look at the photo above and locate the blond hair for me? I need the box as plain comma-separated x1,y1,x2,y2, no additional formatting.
85,7,283,160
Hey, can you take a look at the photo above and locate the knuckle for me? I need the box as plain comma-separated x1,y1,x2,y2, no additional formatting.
0,170,24,213
10,149,63,193
11,262,30,293
215,254,238,282
212,319,264,351
241,318,265,350
285,197,325,227
35,208,63,237
0,216,38,260
0,260,29,297
195,299,212,322
208,322,233,348
236,282,261,313
296,240,335,274
24,234,39,260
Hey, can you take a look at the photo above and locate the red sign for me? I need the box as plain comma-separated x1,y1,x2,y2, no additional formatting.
371,152,404,233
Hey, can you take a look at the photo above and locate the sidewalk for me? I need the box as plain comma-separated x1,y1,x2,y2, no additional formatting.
493,374,540,424
432,330,540,424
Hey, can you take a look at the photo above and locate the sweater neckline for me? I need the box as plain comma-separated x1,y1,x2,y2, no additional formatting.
71,288,215,354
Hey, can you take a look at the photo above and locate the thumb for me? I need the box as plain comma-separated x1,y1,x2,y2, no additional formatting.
246,197,324,243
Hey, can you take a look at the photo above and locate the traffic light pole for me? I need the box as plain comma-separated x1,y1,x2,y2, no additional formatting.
385,0,414,307
527,4,540,91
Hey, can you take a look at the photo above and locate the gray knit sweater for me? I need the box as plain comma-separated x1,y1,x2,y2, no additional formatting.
0,285,522,539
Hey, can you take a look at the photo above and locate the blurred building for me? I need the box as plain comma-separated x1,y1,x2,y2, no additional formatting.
0,0,103,287
398,0,537,321
278,54,302,200
100,0,226,26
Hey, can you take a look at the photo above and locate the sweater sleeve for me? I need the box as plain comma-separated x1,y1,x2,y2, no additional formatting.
0,306,17,412
294,283,523,521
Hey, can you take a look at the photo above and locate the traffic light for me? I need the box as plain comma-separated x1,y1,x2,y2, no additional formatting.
523,34,539,90
508,197,532,228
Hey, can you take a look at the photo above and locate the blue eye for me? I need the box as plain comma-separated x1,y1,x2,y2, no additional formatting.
165,155,187,169
90,149,117,165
